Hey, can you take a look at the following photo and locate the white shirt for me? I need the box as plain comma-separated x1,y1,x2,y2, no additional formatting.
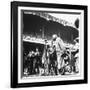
52,37,64,52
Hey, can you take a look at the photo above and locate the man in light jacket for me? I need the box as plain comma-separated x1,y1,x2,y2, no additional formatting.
51,34,65,74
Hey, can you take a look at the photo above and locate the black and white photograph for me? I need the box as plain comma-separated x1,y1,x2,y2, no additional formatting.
11,1,87,88
22,11,80,77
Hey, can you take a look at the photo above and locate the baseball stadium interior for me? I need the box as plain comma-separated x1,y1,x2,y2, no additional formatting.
22,11,79,77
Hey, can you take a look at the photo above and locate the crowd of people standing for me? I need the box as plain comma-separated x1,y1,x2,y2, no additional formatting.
23,34,79,77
